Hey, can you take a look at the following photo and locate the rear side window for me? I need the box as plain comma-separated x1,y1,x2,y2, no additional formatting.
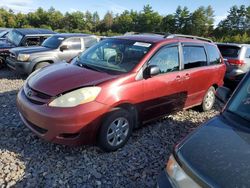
65,38,81,50
206,44,221,65
25,37,40,46
149,46,179,74
183,46,207,69
245,48,250,58
217,45,240,58
84,37,98,48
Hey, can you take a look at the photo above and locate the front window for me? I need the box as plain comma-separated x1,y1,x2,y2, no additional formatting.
6,30,23,46
42,36,64,49
77,39,152,73
227,76,250,121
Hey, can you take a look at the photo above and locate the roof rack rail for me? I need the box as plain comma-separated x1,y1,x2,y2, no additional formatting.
164,34,213,43
124,32,165,36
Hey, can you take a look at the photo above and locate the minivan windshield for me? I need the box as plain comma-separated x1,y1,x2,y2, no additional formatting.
78,38,152,73
42,36,64,49
6,30,23,46
227,75,250,121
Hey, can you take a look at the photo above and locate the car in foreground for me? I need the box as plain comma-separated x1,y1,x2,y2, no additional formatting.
6,33,99,74
157,71,250,187
217,43,250,88
0,28,56,68
17,33,226,151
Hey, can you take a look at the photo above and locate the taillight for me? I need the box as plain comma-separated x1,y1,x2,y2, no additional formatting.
227,59,245,66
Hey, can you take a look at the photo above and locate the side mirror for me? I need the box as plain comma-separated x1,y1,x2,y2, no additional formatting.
143,65,160,79
60,45,69,51
216,86,231,104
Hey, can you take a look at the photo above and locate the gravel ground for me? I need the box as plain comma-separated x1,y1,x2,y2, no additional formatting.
0,67,219,188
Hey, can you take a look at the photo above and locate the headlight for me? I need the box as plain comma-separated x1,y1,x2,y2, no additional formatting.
166,155,201,188
49,87,101,107
17,54,30,61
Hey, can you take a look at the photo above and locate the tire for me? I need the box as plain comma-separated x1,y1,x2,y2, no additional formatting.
98,108,133,152
33,62,50,71
200,86,216,112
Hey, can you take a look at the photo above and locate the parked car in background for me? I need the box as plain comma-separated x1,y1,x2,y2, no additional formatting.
0,28,56,68
217,43,250,88
7,33,99,74
17,34,226,151
0,28,10,40
157,71,250,188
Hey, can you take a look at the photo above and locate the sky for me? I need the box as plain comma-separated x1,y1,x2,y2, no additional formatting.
0,0,249,26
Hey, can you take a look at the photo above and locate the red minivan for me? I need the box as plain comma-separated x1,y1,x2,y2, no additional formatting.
17,34,226,151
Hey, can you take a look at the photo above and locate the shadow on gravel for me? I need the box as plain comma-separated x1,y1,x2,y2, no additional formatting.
0,88,219,188
0,67,27,80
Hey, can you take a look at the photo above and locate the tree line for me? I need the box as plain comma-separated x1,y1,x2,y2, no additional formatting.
0,4,249,43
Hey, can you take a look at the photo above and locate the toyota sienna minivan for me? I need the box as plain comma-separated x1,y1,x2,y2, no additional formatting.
17,33,226,151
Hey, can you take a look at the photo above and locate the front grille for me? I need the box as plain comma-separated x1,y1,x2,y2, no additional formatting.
24,84,52,105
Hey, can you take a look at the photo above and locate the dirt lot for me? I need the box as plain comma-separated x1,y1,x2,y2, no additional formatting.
0,67,218,188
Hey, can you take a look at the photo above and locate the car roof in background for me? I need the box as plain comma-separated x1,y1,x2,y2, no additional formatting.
216,42,250,48
13,28,56,35
52,33,95,38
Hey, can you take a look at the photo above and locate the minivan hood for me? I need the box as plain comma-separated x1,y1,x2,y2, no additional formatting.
28,63,118,96
11,46,52,55
177,116,250,188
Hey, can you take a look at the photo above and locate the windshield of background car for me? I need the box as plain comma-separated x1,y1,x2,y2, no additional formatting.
217,45,241,58
42,36,64,49
0,31,7,38
6,30,23,46
228,76,250,121
78,38,152,73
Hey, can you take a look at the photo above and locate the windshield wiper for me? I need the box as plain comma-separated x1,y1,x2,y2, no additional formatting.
76,61,103,72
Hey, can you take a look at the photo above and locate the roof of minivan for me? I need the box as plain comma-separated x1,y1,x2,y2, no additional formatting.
52,33,94,38
14,28,56,35
113,34,213,44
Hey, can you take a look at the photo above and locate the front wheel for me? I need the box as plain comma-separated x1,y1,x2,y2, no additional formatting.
98,109,133,152
200,86,216,111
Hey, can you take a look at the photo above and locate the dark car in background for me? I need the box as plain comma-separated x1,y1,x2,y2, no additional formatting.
17,34,225,151
6,33,99,74
217,43,250,88
0,28,56,68
157,72,250,188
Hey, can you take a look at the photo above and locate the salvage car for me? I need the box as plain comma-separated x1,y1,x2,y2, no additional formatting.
157,71,250,188
17,33,226,151
0,28,56,68
7,33,99,74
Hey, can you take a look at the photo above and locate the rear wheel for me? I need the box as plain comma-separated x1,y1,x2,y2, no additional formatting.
200,86,216,111
98,108,133,152
33,62,50,71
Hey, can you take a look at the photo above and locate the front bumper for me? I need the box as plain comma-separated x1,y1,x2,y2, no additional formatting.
6,57,31,74
157,171,174,188
17,88,108,145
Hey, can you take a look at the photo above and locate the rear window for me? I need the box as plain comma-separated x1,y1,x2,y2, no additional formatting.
217,45,240,58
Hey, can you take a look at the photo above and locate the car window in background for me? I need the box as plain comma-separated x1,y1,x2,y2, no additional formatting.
183,46,207,69
84,37,98,48
6,30,23,46
42,36,64,49
217,45,240,58
149,46,179,74
0,31,8,38
206,44,221,65
25,37,40,46
65,38,81,50
228,77,250,121
245,48,250,58
79,39,151,73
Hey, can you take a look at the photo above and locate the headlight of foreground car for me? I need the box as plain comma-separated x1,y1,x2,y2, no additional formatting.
166,155,201,188
17,54,30,61
49,87,101,107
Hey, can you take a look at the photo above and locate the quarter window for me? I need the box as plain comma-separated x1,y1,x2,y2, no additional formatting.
149,46,179,74
206,44,221,65
183,46,207,69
